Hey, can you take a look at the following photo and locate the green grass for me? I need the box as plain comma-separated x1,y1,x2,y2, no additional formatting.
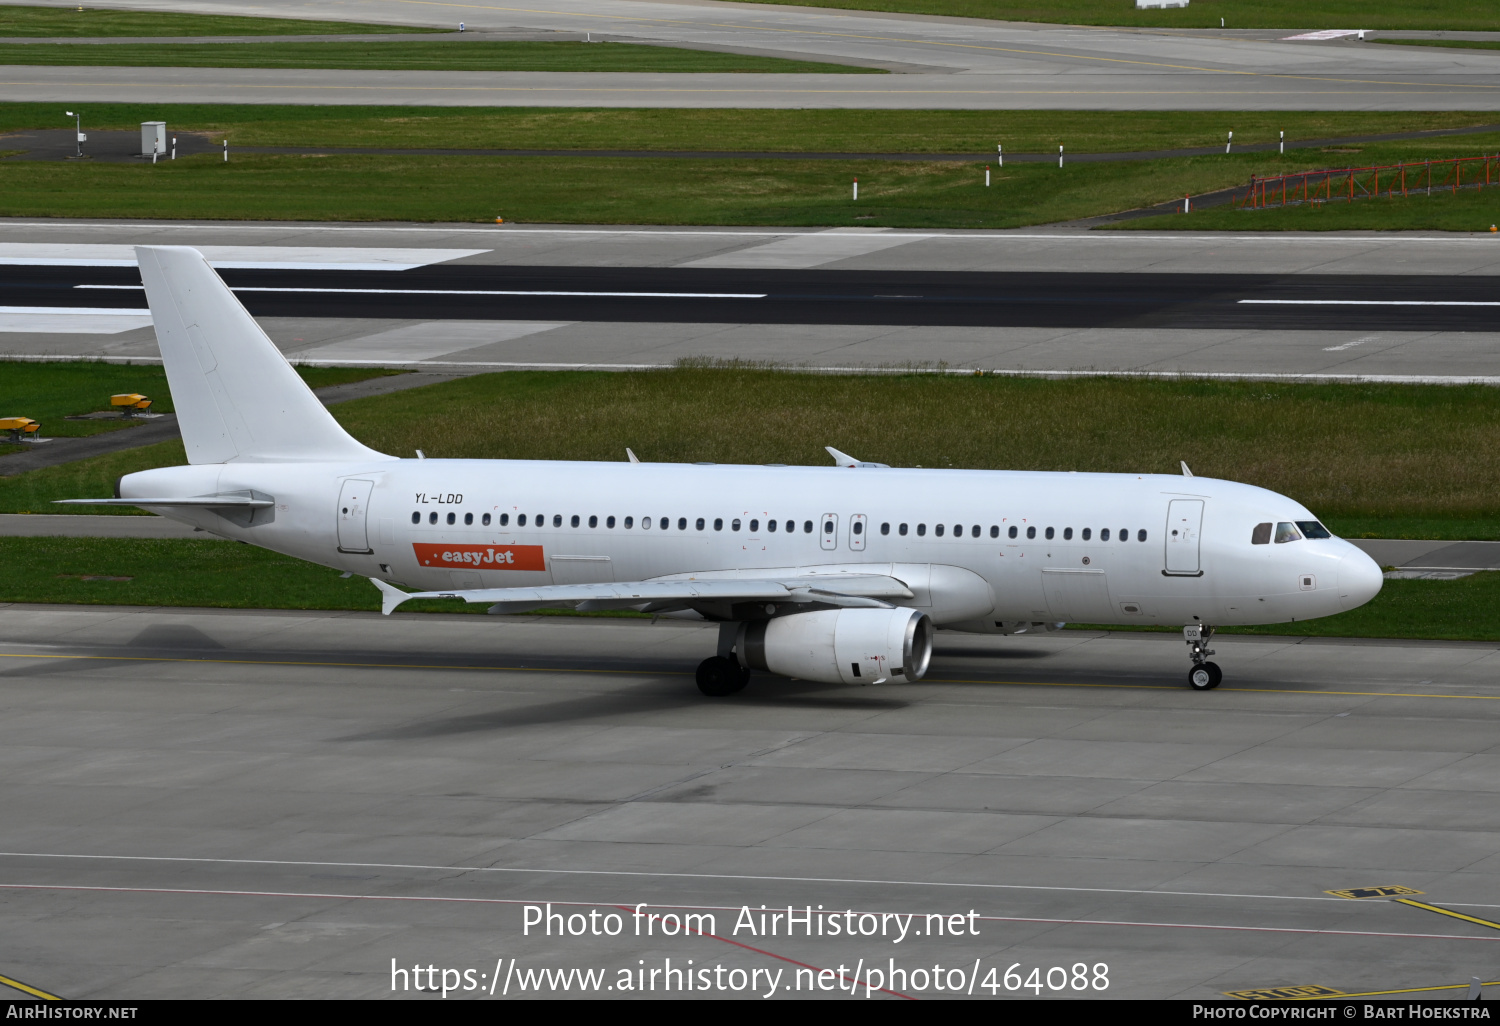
1124,181,1500,232
0,5,431,37
1375,39,1500,52
8,104,1490,154
0,364,400,483
9,370,1500,537
0,40,879,73
734,0,1500,31
2,536,1493,642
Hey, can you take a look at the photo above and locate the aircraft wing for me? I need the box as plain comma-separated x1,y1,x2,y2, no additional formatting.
370,574,914,616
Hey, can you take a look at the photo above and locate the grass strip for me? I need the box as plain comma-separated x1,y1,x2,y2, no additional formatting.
0,41,880,74
732,0,1500,32
7,137,1500,229
1373,39,1500,52
0,364,399,486
0,5,431,37
2,537,1493,642
9,105,1491,154
1123,184,1500,231
7,368,1500,539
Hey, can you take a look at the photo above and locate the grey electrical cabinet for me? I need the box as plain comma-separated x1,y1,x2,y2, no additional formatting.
140,121,166,157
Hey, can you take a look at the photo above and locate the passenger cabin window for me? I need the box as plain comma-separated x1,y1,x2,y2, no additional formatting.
517,514,527,527
553,515,563,528
696,518,705,531
678,518,688,530
917,524,927,537
464,513,473,526
1275,522,1302,544
589,515,598,528
732,519,741,531
1251,522,1272,545
483,513,491,526
500,514,509,526
1026,526,1036,539
1119,528,1127,541
952,524,961,536
803,520,814,533
1063,527,1072,540
899,523,908,536
1100,528,1109,541
1138,529,1148,542
750,519,759,533
935,524,945,537
823,520,834,536
881,522,890,535
570,515,580,528
768,519,778,532
784,521,794,533
606,516,615,528
990,526,998,538
1045,527,1054,540
429,512,438,524
1082,527,1091,541
1297,520,1332,539
1008,526,1018,539
642,517,651,529
660,517,669,530
624,516,633,529
714,518,723,531
853,521,863,536
411,512,420,524
972,525,980,538
446,512,456,525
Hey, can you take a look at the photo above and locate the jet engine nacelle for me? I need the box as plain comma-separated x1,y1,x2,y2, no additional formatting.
739,607,933,685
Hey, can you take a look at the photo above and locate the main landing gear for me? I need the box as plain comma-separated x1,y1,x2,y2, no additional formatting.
1184,623,1222,690
697,622,752,696
696,656,750,697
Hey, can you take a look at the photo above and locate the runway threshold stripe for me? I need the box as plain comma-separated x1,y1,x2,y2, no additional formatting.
3,882,1494,945
74,285,767,299
1240,300,1500,307
0,972,59,1001
1396,899,1500,932
3,651,1498,701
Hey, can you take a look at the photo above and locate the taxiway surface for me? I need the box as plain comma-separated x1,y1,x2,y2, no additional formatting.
10,0,1500,110
2,603,1499,999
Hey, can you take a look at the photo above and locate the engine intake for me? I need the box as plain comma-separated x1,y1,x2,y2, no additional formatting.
738,607,933,685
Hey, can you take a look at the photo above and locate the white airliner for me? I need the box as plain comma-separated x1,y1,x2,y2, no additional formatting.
63,247,1384,695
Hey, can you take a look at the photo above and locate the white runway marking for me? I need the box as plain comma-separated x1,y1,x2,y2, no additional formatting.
75,285,767,298
0,306,152,334
1241,299,1500,307
0,244,488,270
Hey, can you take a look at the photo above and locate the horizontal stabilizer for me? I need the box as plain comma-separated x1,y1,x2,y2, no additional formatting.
55,496,274,508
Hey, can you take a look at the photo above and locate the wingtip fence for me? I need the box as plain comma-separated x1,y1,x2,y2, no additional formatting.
1231,154,1499,211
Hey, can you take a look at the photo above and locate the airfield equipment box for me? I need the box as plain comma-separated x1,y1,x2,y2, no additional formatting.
140,121,166,157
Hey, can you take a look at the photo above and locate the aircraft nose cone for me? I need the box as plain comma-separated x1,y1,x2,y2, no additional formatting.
1337,547,1384,611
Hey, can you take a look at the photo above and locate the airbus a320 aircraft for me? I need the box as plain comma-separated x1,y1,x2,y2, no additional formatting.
63,247,1384,695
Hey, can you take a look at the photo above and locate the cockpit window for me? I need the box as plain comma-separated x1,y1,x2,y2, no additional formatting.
1251,522,1272,545
1296,521,1332,539
1274,522,1302,544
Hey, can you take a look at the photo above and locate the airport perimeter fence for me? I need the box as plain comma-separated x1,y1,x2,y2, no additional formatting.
1231,154,1499,211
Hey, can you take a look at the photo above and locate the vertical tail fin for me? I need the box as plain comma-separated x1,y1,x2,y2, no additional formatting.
136,245,392,464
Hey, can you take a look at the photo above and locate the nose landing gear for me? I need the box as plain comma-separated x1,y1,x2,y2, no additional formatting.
1184,623,1221,690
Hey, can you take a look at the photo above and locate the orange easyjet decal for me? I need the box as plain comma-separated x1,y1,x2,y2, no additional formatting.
412,543,544,572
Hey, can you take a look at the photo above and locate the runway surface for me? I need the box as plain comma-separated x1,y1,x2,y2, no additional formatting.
9,0,1500,110
2,603,1500,999
2,222,1497,380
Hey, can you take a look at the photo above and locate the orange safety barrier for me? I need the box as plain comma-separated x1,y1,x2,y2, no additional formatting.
1233,154,1498,211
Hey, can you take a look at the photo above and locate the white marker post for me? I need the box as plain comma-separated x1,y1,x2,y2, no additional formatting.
1226,131,1233,154
1184,193,1191,213
1279,130,1284,155
853,178,858,200
985,166,990,187
1058,145,1064,168
997,143,1003,167
223,140,228,163
171,136,176,160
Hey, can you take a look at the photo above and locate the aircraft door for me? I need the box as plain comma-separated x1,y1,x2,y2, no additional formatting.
336,478,374,554
1165,499,1204,575
820,513,838,551
848,514,867,551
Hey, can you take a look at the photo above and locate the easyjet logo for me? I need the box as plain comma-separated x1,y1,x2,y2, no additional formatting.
413,543,544,572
